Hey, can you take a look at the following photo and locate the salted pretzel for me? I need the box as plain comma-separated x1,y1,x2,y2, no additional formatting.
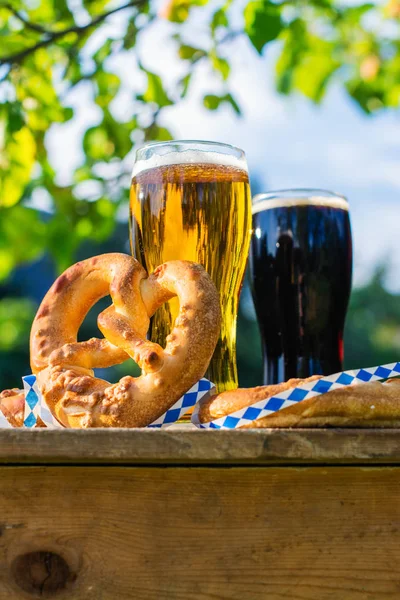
30,253,221,428
197,376,400,428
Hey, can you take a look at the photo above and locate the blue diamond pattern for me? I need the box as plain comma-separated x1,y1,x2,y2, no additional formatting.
375,366,391,379
242,407,262,421
287,388,309,402
224,416,240,428
357,369,373,382
336,373,354,386
182,392,198,407
197,379,211,392
24,413,36,428
312,380,334,393
265,397,285,412
23,374,36,386
393,363,400,373
163,408,181,424
25,389,39,410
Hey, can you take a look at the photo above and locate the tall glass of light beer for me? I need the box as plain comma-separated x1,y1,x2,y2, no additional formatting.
130,141,251,392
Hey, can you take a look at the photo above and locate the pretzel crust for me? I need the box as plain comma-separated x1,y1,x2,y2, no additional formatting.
30,253,221,428
197,377,400,428
0,389,25,427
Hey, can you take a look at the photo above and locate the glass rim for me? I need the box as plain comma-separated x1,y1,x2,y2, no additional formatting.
253,188,348,204
132,139,247,178
136,139,245,156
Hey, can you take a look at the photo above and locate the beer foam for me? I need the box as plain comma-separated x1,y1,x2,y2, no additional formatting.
132,148,247,177
252,195,349,214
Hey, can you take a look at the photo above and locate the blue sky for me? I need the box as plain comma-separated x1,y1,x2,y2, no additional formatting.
43,8,400,291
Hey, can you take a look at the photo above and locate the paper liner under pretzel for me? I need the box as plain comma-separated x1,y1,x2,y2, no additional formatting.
196,377,400,428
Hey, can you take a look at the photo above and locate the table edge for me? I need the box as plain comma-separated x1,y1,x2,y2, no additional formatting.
0,428,399,465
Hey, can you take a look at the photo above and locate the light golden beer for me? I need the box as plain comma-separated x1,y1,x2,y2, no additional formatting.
129,142,251,393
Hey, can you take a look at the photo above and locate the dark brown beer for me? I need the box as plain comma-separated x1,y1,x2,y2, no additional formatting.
250,194,353,384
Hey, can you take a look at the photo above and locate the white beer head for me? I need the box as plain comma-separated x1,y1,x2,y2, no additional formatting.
132,140,248,178
252,189,349,214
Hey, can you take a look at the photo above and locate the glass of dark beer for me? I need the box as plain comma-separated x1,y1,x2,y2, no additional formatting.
250,189,353,385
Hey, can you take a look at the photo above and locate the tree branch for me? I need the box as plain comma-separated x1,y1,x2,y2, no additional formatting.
0,0,145,67
3,4,52,35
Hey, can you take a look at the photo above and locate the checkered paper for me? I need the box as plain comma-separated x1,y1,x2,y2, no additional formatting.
147,378,215,428
19,375,214,429
191,362,400,430
23,375,62,428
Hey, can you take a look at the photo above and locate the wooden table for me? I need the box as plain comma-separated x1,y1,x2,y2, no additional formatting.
1,427,400,599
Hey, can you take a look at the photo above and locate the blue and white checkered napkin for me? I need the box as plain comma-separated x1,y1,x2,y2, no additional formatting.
20,375,214,429
191,362,400,430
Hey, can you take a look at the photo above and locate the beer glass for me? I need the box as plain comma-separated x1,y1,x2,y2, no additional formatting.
130,141,251,392
250,189,353,385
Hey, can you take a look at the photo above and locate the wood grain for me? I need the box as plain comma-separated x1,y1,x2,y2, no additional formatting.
1,466,400,599
1,428,400,465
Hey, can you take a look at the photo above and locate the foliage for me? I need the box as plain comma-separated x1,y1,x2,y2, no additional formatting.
0,0,399,278
343,267,400,369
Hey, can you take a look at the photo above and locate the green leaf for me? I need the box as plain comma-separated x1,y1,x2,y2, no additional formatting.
163,0,210,23
210,51,230,80
94,70,121,108
203,94,221,110
144,125,173,142
4,101,25,134
244,0,283,54
139,68,173,107
178,45,206,60
224,93,241,115
93,39,114,65
275,19,308,95
340,3,375,24
179,73,192,98
83,126,114,161
211,8,228,34
292,41,340,103
203,93,241,114
123,19,138,50
82,0,110,16
386,84,400,107
346,79,385,113
102,110,132,158
0,127,36,207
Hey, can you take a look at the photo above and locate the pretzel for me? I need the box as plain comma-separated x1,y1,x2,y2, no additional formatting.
30,253,221,428
197,377,400,428
0,389,25,427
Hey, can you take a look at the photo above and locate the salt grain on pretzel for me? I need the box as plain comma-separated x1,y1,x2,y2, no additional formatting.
30,253,221,428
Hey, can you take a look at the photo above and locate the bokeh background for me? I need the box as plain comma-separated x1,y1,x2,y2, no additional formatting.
1,0,400,390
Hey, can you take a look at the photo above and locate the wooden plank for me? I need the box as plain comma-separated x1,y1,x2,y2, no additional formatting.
1,466,400,599
0,428,400,465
